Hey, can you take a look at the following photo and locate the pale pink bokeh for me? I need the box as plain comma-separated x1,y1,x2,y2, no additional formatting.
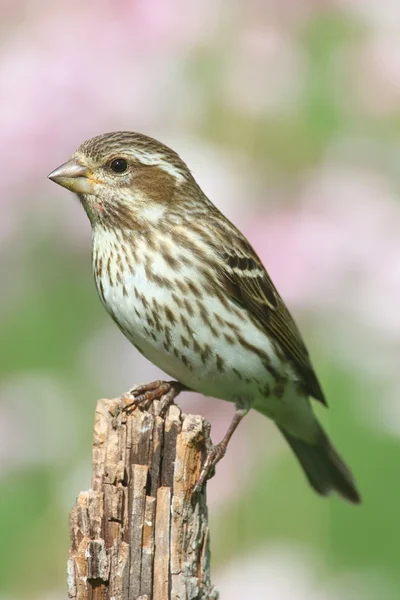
0,0,219,240
223,25,305,116
349,33,400,115
216,544,398,600
248,166,400,337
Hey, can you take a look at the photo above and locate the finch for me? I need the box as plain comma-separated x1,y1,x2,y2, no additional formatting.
49,131,360,503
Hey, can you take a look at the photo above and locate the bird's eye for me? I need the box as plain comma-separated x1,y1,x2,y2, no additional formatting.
110,158,128,173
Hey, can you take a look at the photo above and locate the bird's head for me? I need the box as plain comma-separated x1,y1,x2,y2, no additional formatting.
48,131,196,228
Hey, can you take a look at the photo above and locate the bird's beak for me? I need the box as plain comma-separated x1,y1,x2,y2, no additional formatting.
48,159,95,194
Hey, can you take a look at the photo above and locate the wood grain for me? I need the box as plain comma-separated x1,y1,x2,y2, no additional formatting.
68,394,218,600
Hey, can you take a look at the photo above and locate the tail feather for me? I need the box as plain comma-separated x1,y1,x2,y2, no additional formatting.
279,426,361,504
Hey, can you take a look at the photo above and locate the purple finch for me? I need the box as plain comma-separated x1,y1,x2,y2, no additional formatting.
49,131,360,503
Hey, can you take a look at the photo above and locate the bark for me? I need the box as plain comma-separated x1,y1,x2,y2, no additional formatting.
67,393,219,600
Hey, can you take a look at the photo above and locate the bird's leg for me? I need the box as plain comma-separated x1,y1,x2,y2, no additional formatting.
125,380,186,413
194,407,249,492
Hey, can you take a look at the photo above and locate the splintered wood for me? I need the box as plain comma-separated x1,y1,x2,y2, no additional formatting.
68,395,219,600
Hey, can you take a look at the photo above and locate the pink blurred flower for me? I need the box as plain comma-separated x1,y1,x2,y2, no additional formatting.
248,166,400,339
349,33,400,115
0,0,219,241
224,26,305,116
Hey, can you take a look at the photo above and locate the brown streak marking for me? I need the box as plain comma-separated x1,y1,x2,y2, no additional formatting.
105,201,141,231
164,326,171,343
98,279,105,303
236,333,270,365
160,241,180,270
145,232,157,251
231,305,247,322
200,344,211,364
172,231,206,256
171,293,183,308
226,321,241,335
180,314,193,335
232,368,243,380
163,326,172,352
96,256,103,278
181,354,191,370
121,243,134,270
164,306,176,325
179,254,192,267
223,333,235,346
214,312,226,327
175,279,189,294
216,354,225,373
140,293,149,310
187,281,202,296
144,260,152,282
202,282,215,296
154,273,174,289
183,297,194,317
144,260,174,289
193,338,202,354
152,311,162,332
106,256,113,286
145,314,155,328
180,335,189,348
197,301,219,338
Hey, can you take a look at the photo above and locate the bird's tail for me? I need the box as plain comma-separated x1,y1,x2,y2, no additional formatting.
279,425,361,504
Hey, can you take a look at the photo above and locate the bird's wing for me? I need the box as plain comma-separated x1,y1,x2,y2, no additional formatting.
215,233,326,405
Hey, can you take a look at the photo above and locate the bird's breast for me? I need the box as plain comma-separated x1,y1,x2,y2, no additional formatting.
91,229,286,404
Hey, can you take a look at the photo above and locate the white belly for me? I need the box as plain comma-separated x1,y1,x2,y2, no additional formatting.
92,230,285,407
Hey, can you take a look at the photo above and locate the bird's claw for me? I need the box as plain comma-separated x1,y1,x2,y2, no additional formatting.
124,380,182,414
193,442,227,493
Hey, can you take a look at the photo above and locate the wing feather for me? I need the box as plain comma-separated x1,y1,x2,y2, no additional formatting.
218,236,326,405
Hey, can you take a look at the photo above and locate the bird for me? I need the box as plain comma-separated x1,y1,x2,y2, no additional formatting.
48,131,361,503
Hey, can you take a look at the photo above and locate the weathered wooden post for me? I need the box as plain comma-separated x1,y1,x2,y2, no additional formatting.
67,392,219,600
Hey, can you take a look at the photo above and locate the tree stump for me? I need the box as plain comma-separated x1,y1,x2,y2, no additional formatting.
67,392,219,600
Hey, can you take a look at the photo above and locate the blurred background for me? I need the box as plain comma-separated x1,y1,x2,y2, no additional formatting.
1,0,400,598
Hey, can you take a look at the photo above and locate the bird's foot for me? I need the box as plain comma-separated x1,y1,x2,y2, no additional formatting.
125,380,184,415
193,407,248,493
193,442,227,493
